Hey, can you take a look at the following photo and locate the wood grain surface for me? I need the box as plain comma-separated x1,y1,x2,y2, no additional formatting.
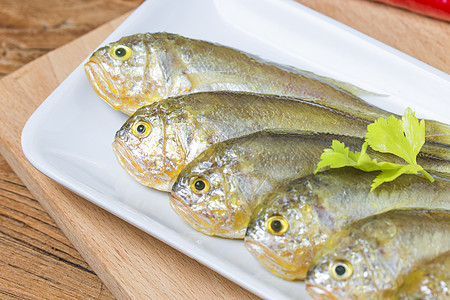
0,0,448,299
0,156,114,299
0,0,145,79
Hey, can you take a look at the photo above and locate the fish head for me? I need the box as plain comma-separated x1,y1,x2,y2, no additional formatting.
112,100,200,191
244,180,328,280
170,144,251,239
305,221,390,299
85,34,165,115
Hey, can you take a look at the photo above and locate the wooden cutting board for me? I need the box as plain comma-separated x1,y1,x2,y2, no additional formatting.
0,1,448,299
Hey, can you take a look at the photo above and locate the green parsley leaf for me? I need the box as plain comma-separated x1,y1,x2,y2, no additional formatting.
365,108,425,165
315,108,434,191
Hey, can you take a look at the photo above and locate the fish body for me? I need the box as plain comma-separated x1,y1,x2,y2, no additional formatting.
393,251,450,300
305,209,450,299
170,130,450,239
113,91,450,191
245,168,450,281
85,32,450,144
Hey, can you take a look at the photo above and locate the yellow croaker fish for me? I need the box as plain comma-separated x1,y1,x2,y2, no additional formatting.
305,209,450,300
112,91,450,191
245,168,450,281
170,132,450,239
393,251,450,300
85,32,449,144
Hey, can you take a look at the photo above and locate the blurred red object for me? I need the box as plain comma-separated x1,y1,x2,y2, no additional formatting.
372,0,450,21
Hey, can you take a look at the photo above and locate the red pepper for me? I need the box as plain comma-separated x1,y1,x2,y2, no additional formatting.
372,0,450,21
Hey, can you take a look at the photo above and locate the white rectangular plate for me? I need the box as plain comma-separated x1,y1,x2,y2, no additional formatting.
21,0,450,299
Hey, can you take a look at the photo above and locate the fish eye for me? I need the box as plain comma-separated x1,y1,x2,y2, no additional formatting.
330,259,353,280
265,215,289,235
132,121,151,138
110,45,132,60
190,177,210,195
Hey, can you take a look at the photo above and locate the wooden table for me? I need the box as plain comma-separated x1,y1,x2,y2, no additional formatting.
0,0,448,299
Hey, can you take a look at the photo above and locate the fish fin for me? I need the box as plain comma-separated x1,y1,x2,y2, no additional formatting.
184,72,251,89
276,62,387,97
361,218,397,244
304,70,387,97
318,75,386,97
258,128,318,135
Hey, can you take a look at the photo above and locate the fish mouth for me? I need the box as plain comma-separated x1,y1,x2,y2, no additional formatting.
84,58,123,110
112,138,172,191
169,194,216,234
244,239,307,280
305,284,338,300
112,138,145,180
170,194,247,239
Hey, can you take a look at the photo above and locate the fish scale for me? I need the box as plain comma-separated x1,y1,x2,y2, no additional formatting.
393,251,450,300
